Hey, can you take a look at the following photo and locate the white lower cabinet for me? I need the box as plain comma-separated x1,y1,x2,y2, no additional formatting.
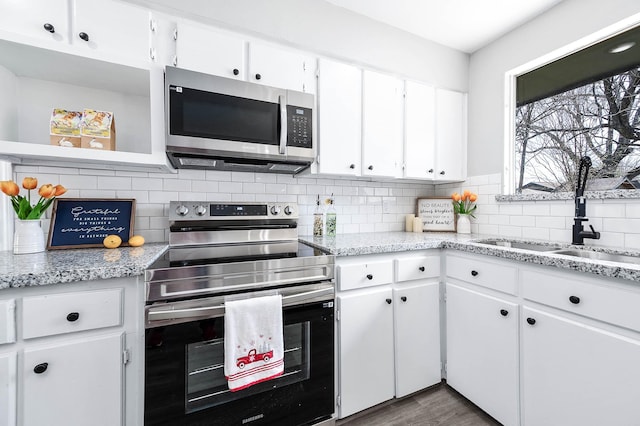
446,283,519,426
522,307,640,426
336,252,441,419
393,282,440,398
23,332,124,426
0,352,16,426
337,286,395,418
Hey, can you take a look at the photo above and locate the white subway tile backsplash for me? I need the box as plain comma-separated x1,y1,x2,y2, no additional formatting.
97,176,131,190
535,216,566,229
243,183,266,193
163,178,190,192
11,164,640,249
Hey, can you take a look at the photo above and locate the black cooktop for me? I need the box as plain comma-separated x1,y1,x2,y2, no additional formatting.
148,241,328,270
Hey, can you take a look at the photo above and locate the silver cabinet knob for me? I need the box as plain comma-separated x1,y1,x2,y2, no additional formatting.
195,205,207,216
284,206,293,215
270,205,281,215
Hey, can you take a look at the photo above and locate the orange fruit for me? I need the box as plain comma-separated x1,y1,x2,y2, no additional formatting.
103,235,122,249
128,235,145,247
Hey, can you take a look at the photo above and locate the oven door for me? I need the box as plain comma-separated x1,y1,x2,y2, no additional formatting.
144,284,334,426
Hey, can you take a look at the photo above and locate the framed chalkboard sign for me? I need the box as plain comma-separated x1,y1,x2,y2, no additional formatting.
47,198,136,249
417,197,456,232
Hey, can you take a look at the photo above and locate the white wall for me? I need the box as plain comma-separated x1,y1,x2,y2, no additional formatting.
467,0,640,176
131,0,469,91
9,165,435,243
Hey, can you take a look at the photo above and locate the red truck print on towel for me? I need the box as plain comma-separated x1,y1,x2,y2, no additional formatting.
236,349,274,369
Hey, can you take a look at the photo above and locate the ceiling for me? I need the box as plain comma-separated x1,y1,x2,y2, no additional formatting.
321,0,564,53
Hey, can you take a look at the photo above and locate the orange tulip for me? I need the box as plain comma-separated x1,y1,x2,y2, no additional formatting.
463,189,471,198
53,184,67,197
1,180,20,196
451,192,458,200
22,177,38,190
469,193,478,202
38,184,56,198
453,193,462,202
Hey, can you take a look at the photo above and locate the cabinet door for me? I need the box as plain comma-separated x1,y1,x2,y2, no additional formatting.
317,58,361,175
435,89,466,181
362,70,403,178
337,287,394,418
446,284,518,426
394,282,440,397
0,299,15,345
248,42,316,94
522,307,640,426
175,20,246,79
72,0,150,62
0,0,69,44
0,352,16,426
404,81,436,179
23,333,123,426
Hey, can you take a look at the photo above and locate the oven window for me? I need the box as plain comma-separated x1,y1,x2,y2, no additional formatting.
169,87,279,145
186,322,310,413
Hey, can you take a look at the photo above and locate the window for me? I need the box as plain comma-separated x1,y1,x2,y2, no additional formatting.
506,22,640,195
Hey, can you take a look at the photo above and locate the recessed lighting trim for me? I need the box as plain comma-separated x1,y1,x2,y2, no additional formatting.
609,41,636,54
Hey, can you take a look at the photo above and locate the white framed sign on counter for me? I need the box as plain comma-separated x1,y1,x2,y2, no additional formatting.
417,197,456,232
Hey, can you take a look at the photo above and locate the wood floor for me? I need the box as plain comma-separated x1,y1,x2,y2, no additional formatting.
336,383,502,426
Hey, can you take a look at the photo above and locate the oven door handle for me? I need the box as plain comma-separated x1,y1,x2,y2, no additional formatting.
146,285,333,325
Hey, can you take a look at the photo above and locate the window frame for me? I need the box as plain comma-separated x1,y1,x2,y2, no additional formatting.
503,13,640,196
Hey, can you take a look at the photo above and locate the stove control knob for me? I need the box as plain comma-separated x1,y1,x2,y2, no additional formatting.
284,206,293,216
195,205,207,216
175,204,189,216
270,205,281,215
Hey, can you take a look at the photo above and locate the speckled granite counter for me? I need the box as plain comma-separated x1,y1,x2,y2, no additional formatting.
0,243,168,289
3,232,640,290
300,232,640,283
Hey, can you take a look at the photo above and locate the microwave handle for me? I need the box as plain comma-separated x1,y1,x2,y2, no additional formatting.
279,95,287,154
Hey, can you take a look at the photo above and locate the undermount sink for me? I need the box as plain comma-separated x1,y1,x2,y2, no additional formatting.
552,249,640,266
475,239,562,252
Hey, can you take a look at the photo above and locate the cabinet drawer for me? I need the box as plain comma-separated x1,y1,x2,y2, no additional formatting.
522,269,640,332
0,299,16,345
22,289,123,339
338,260,393,291
446,254,517,295
395,255,440,282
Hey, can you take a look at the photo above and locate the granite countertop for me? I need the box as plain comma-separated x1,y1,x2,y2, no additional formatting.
300,232,640,283
0,243,168,290
3,232,640,290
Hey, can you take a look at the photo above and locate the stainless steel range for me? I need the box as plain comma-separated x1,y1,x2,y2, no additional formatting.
144,201,335,426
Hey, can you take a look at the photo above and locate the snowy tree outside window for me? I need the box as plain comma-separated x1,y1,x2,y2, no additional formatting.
513,25,640,194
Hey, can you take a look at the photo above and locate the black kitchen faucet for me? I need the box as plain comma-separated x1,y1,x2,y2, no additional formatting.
572,156,600,245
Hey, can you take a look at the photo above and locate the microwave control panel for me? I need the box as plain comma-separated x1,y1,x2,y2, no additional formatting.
287,105,312,149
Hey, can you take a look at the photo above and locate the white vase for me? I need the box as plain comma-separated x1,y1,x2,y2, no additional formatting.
457,214,471,234
13,219,45,254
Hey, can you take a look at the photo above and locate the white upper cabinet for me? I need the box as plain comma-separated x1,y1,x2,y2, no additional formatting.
434,88,467,181
72,0,151,63
404,80,436,179
0,0,70,45
316,58,362,176
362,70,404,178
0,0,152,65
248,42,316,94
174,20,246,80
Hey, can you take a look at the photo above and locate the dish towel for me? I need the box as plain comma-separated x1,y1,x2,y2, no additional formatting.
224,294,284,392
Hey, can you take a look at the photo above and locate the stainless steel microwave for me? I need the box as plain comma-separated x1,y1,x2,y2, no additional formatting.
165,66,315,174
